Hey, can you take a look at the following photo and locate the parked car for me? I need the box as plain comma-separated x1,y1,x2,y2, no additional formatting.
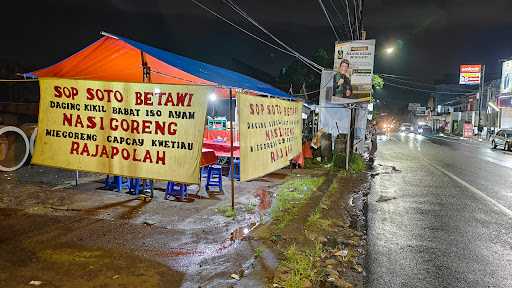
491,129,512,151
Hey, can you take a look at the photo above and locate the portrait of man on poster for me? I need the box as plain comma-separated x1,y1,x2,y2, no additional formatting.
334,58,352,98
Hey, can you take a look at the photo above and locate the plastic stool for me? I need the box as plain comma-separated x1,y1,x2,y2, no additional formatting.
105,175,130,192
165,182,188,200
104,175,114,189
229,159,240,181
201,166,209,178
205,165,223,192
129,178,154,196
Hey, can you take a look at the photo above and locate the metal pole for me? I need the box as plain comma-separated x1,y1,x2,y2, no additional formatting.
229,89,235,209
75,171,79,187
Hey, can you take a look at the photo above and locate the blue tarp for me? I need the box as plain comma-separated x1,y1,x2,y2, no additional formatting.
113,33,291,98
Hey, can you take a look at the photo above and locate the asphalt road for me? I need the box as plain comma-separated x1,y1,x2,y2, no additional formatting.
367,133,512,288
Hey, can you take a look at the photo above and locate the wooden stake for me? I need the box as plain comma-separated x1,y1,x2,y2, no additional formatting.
229,89,235,209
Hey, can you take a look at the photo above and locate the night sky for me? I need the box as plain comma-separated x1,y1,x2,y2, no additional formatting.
2,0,512,111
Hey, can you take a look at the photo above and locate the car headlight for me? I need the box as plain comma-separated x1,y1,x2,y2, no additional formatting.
418,128,424,133
400,127,405,131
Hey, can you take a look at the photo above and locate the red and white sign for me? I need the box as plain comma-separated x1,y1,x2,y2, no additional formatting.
459,65,481,85
463,123,473,138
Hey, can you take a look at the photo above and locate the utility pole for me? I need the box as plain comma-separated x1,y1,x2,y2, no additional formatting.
478,64,486,134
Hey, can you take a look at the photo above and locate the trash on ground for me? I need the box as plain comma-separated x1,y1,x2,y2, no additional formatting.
375,195,397,203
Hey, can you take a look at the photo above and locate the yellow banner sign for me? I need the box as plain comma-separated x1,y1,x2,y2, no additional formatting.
239,94,302,181
33,78,211,184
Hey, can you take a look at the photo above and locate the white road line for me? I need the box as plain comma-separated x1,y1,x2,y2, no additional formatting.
430,136,481,147
423,157,512,219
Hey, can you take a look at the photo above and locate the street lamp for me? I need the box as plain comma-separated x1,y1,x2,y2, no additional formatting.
385,47,395,55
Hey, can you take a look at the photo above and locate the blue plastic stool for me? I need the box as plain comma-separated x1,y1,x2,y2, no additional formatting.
129,178,154,196
105,175,131,192
104,175,114,189
229,159,240,181
165,182,188,200
206,165,223,192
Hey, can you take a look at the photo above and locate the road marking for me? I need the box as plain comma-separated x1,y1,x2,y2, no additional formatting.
423,157,512,218
429,136,482,147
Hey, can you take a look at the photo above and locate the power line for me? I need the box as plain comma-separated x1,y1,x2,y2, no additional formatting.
379,74,477,92
189,0,298,59
293,88,321,96
328,0,351,40
384,81,478,95
317,0,340,41
343,0,354,40
223,0,323,72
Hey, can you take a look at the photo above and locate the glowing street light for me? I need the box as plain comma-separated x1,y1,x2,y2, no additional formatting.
209,93,217,117
385,47,395,55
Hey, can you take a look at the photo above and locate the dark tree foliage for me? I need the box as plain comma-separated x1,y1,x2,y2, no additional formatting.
277,48,332,103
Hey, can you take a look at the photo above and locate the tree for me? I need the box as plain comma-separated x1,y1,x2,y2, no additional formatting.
372,74,384,90
277,48,332,103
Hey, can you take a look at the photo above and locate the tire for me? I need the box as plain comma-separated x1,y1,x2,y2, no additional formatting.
492,141,497,149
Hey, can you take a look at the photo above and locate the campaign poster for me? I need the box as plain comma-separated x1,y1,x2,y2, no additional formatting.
331,40,375,104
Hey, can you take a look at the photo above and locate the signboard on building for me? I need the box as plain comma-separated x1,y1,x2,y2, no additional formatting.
415,106,427,116
463,122,473,138
408,103,420,111
459,65,481,85
497,96,512,108
501,60,512,94
330,40,375,104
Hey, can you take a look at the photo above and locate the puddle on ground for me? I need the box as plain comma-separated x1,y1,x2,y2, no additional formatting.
148,221,259,261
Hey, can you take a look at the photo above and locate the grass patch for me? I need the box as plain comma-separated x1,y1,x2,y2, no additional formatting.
243,202,257,213
254,247,263,258
332,152,366,173
271,177,324,230
305,208,332,236
304,158,323,169
278,244,322,288
216,206,236,219
39,249,104,264
350,153,366,173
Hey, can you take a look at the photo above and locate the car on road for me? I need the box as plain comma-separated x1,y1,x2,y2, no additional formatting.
491,129,512,151
399,123,413,133
417,124,433,136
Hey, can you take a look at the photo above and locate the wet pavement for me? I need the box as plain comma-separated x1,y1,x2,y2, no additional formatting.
0,165,299,287
367,133,512,287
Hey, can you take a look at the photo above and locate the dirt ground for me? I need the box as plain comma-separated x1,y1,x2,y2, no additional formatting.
0,163,369,288
253,168,369,288
0,165,311,287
